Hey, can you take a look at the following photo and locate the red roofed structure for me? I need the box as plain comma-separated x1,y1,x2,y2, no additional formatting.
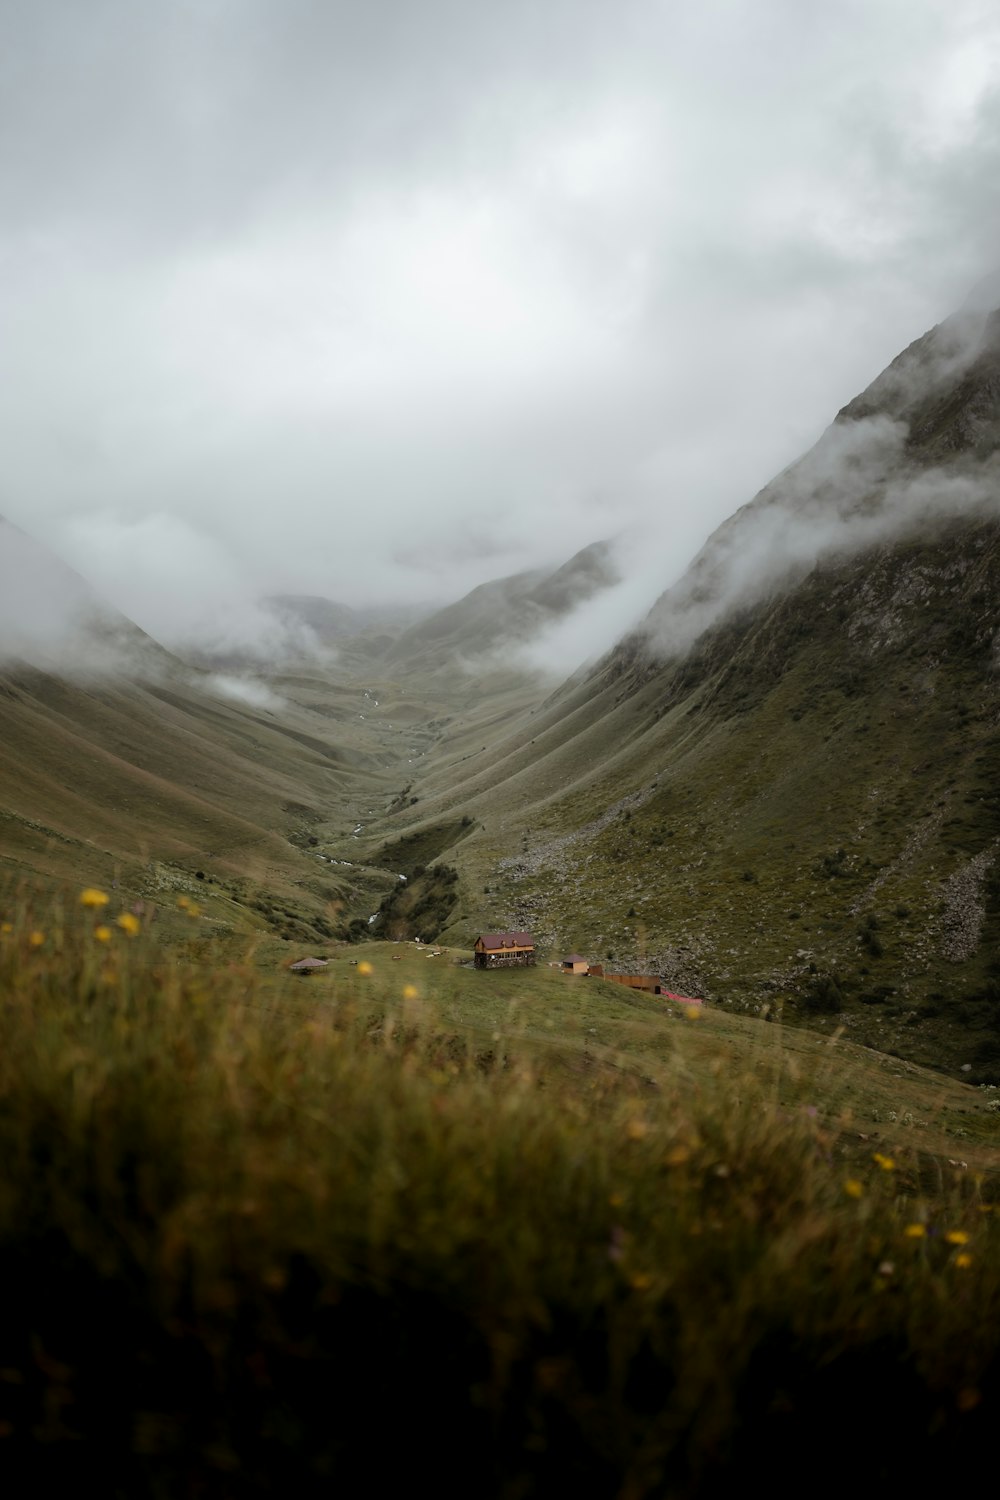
474,931,536,969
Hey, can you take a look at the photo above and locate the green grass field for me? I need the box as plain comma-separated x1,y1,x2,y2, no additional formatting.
2,883,998,1496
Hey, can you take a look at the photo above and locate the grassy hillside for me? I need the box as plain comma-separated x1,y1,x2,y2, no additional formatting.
1,885,998,1495
5,303,1000,1093
364,311,1000,1082
0,657,406,941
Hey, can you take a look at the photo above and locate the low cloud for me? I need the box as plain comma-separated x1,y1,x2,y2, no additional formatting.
203,674,288,713
642,412,1000,661
2,1,999,659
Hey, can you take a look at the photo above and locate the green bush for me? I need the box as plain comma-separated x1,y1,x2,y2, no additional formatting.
803,972,844,1013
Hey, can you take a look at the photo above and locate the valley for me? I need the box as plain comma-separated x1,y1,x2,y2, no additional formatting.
4,299,1000,1091
3,287,1000,1500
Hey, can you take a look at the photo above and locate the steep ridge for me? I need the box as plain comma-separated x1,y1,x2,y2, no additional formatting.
0,514,171,675
390,289,1000,1080
381,540,619,673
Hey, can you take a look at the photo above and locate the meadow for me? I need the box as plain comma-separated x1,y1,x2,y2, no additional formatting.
1,882,999,1497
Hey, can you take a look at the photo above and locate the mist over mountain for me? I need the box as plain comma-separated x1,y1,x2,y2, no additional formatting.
638,291,1000,664
5,270,1000,1080
265,595,431,648
381,540,622,674
6,10,1000,1482
382,279,1000,1079
0,514,174,676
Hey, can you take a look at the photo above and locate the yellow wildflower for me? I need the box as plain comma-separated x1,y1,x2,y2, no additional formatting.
28,930,45,948
357,961,373,976
873,1152,895,1171
1,922,12,934
665,1145,691,1167
176,895,190,909
903,1224,926,1239
402,984,419,1000
945,1230,970,1246
626,1119,649,1141
685,1005,702,1020
116,913,141,937
844,1179,863,1199
94,926,112,943
185,902,200,918
80,887,110,908
955,1253,972,1269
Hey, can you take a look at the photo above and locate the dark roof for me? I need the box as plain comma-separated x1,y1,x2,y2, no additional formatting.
289,956,329,970
478,931,534,949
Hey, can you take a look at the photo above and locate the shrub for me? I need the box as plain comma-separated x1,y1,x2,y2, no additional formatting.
803,972,844,1013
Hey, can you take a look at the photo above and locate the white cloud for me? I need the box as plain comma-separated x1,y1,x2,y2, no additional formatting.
0,1,998,659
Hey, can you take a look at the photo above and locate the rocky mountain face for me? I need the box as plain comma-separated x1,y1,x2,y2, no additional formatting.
409,288,1000,1080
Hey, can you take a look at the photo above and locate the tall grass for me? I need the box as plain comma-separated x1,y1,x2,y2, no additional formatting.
0,885,998,1497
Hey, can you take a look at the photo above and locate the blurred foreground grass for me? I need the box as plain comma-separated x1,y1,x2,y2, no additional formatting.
1,883,999,1498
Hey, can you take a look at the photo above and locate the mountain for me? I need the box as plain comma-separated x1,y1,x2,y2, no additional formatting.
264,594,432,651
8,288,1000,1083
382,287,1000,1081
0,514,173,676
381,540,620,673
0,519,407,938
0,522,617,950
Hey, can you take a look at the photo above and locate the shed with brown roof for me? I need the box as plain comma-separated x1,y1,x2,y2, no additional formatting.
289,956,329,974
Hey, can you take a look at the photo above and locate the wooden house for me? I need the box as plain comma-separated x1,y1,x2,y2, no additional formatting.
474,931,536,969
561,954,589,975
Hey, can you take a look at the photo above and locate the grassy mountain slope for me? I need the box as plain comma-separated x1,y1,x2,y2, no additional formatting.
372,300,1000,1080
1,896,998,1495
0,657,407,937
0,522,562,946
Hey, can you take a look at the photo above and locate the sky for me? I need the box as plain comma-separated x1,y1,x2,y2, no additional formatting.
1,0,998,657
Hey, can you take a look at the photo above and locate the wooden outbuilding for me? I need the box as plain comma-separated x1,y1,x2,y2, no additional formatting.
599,972,676,996
474,931,536,969
562,954,589,975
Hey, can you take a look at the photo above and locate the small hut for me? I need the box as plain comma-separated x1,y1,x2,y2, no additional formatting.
289,956,329,975
561,954,589,975
474,931,536,969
